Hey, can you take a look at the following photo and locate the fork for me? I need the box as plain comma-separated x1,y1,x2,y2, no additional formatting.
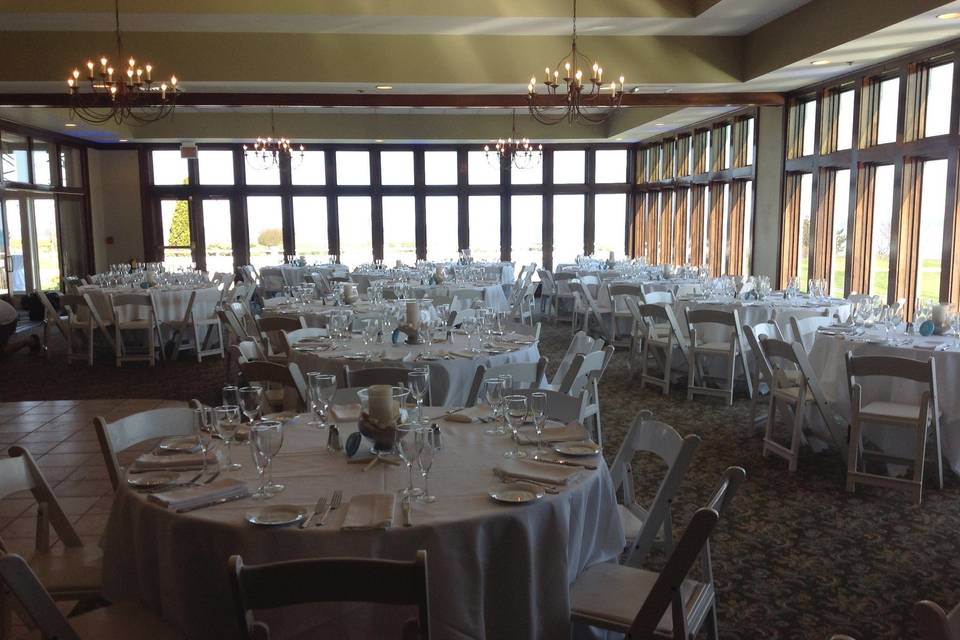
301,495,327,529
318,489,342,526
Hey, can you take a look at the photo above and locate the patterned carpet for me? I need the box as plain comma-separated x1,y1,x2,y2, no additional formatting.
3,322,958,638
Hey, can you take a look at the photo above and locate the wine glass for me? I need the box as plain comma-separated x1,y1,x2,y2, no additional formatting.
307,372,337,429
192,407,212,474
481,378,503,435
222,385,240,407
637,409,654,429
395,424,424,497
416,427,438,503
239,385,263,424
407,369,430,425
530,392,548,454
250,420,284,498
503,395,529,459
213,405,242,471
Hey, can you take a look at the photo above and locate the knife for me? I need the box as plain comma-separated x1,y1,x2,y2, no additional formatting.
175,492,249,513
531,455,597,471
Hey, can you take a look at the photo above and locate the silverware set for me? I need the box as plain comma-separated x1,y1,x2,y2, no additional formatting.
301,489,343,528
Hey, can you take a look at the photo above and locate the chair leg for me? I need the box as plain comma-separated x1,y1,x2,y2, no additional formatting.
115,328,122,368
703,603,720,640
933,417,944,490
725,354,736,406
846,416,862,493
663,345,673,395
763,395,776,459
788,402,804,473
686,352,696,401
148,327,156,367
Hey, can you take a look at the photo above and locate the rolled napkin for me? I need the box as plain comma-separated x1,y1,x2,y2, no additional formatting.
331,403,362,421
495,459,582,486
130,450,217,473
516,420,590,445
341,494,397,531
148,478,250,511
443,412,474,424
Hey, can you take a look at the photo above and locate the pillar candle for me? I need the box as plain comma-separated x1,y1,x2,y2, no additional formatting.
405,301,419,326
368,385,395,425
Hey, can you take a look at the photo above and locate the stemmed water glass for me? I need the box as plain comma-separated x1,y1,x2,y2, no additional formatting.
307,372,337,429
214,405,242,470
222,384,240,407
481,378,503,435
250,420,284,498
503,395,528,459
531,392,548,455
408,369,430,425
192,407,213,474
239,385,263,425
416,427,438,503
395,424,424,497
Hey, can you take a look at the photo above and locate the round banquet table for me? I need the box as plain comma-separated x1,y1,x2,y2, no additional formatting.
262,264,350,287
101,409,625,639
412,283,510,312
78,284,221,324
808,327,960,474
677,295,852,342
288,328,541,406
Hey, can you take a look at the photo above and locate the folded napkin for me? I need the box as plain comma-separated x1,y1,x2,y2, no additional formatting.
153,436,201,455
443,412,474,423
341,494,396,531
450,350,476,359
516,420,589,445
148,478,249,511
495,459,582,485
130,451,217,473
331,403,362,421
913,341,939,350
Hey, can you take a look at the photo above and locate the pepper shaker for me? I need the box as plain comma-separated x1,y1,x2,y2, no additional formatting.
327,424,342,452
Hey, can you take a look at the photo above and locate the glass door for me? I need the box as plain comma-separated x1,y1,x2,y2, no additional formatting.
2,196,26,293
32,196,61,290
159,198,195,270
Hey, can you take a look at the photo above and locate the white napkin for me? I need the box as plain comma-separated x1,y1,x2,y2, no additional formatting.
148,478,249,511
331,404,362,421
340,494,396,531
130,451,217,472
516,421,589,445
495,459,582,485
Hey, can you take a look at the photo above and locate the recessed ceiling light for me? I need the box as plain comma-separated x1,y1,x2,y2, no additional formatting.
654,123,666,127
118,138,128,142
937,11,960,19
64,122,77,127
376,85,393,90
811,60,832,66
375,139,384,143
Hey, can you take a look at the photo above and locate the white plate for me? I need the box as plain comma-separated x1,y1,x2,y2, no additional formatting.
245,505,308,527
343,352,369,360
488,482,545,504
553,441,601,457
127,470,181,489
158,436,200,453
418,354,443,361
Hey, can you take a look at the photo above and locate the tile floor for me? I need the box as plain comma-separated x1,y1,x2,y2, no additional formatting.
0,398,186,634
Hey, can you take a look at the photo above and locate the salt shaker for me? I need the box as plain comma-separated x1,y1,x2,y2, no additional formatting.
327,424,342,452
430,422,442,450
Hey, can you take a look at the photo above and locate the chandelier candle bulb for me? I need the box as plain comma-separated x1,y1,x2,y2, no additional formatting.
145,64,152,80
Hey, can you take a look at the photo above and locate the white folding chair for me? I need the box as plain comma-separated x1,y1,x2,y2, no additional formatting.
685,308,752,405
609,415,700,562
504,388,589,425
606,283,644,347
570,467,745,640
743,322,786,431
568,280,611,342
545,331,601,390
240,361,309,412
93,407,196,491
109,293,159,367
559,346,615,447
845,354,943,504
788,314,834,352
630,300,689,395
640,290,674,305
465,357,549,406
915,598,960,640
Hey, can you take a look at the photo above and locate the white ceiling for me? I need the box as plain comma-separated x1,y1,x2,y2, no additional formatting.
0,0,811,37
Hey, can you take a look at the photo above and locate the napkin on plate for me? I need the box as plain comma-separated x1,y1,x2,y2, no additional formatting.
331,403,362,421
130,451,217,473
913,341,939,350
495,459,583,485
148,478,249,511
340,494,396,531
516,421,589,445
153,436,201,455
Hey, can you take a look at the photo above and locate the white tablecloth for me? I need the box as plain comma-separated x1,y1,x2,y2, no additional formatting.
676,297,851,342
102,409,624,639
415,284,510,312
289,331,541,405
809,330,960,474
78,285,220,324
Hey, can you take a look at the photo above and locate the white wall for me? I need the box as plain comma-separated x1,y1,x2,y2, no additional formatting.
87,149,144,271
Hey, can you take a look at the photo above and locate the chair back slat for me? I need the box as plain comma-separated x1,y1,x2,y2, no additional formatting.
4,447,83,549
0,554,80,640
229,552,429,640
94,407,196,490
608,283,643,298
640,290,673,305
846,354,934,384
686,308,737,328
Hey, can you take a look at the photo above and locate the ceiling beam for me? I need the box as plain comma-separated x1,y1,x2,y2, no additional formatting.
0,92,784,109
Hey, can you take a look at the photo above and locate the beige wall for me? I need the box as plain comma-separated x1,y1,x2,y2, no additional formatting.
87,149,144,271
751,105,785,282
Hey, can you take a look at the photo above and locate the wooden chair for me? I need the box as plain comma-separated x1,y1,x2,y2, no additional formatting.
915,599,960,640
229,551,429,640
630,300,689,395
239,361,309,411
0,553,182,639
570,466,746,640
110,292,158,367
610,416,700,565
94,407,197,491
845,353,943,503
0,448,103,636
685,308,752,405
788,313,834,352
465,357,549,406
761,338,839,472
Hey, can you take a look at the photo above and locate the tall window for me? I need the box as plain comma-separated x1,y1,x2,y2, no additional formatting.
246,196,283,269
160,199,193,270
381,152,414,185
595,150,626,183
244,152,280,185
877,78,900,145
924,63,954,138
291,151,326,185
197,150,234,184
201,200,233,274
802,100,817,156
797,174,813,289
869,165,896,296
152,150,188,185
468,196,501,261
32,198,59,289
382,196,417,265
837,90,855,151
830,170,850,295
742,182,753,275
553,195,585,265
426,196,459,261
468,152,499,185
510,195,543,267
425,151,457,185
337,197,373,265
292,197,328,263
336,151,370,185
554,151,585,184
916,159,948,302
595,193,626,258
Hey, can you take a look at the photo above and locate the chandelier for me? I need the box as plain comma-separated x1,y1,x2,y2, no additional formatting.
243,110,305,170
66,0,180,126
484,110,542,170
526,0,626,126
